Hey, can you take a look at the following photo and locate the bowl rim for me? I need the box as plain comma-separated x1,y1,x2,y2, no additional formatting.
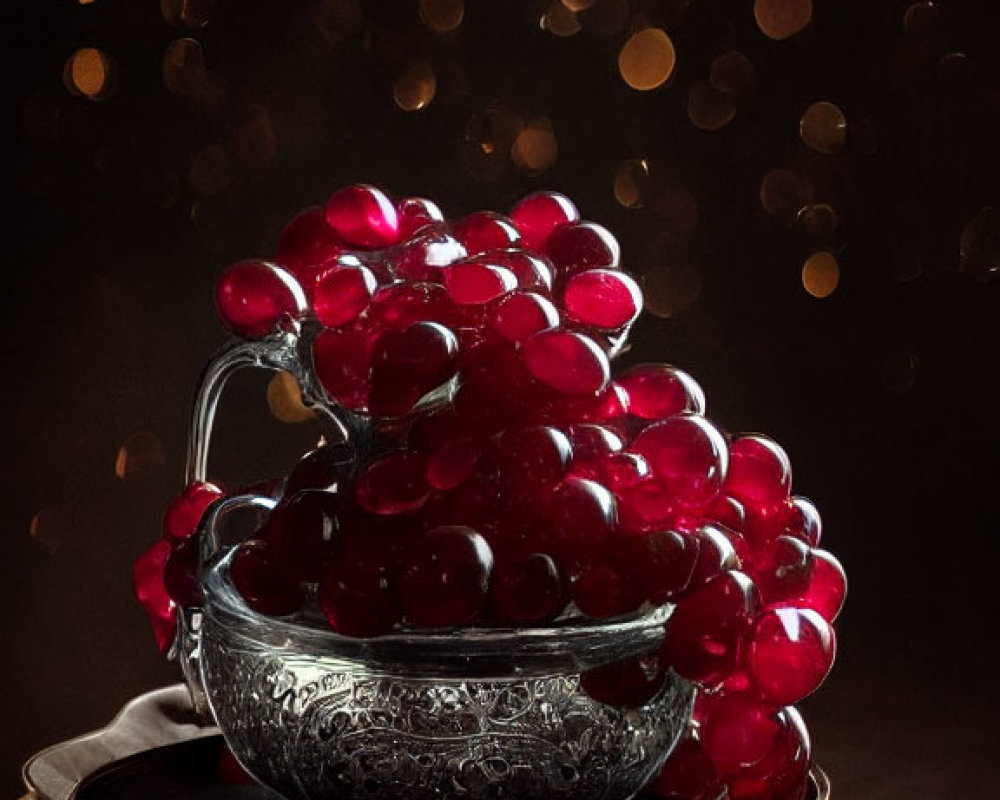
199,547,674,675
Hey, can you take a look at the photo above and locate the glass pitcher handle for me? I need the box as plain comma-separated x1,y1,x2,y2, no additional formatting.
177,493,279,717
184,324,356,485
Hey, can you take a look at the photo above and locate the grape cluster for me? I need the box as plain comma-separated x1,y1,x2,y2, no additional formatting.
134,185,846,800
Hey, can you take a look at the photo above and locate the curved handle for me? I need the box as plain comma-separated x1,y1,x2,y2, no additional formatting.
177,493,277,719
196,493,278,570
184,326,356,486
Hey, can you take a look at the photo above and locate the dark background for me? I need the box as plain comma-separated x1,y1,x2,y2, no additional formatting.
3,1,999,797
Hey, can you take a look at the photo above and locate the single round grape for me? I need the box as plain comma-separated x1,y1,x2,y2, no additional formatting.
797,548,847,622
562,268,643,330
230,540,304,617
617,363,706,419
750,535,814,605
163,536,202,607
162,481,225,541
660,570,761,686
368,321,459,417
258,490,340,583
489,290,560,343
275,206,346,296
324,184,400,248
544,221,621,281
451,211,521,254
630,414,729,510
571,557,644,618
522,329,611,395
725,435,793,510
489,552,566,624
313,258,378,328
749,606,836,705
215,260,307,339
318,559,401,637
396,196,444,239
399,525,494,627
354,451,431,515
700,695,782,774
509,191,579,250
624,528,698,605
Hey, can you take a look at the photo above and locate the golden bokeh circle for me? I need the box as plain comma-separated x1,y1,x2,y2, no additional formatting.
801,251,840,298
760,169,811,220
163,38,206,96
710,51,757,96
512,118,559,174
800,101,847,154
268,371,315,424
618,28,676,91
796,203,838,240
541,2,581,37
64,48,115,101
30,509,66,554
420,0,464,33
393,62,437,111
960,206,1000,279
687,81,736,131
754,0,813,41
614,159,650,209
115,431,167,480
641,264,701,318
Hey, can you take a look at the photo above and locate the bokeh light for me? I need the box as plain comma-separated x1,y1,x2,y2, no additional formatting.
511,117,558,174
960,206,1000,280
115,431,167,480
63,48,116,101
463,104,524,181
754,0,813,41
654,187,700,235
801,251,840,298
235,107,278,164
541,2,581,37
161,0,215,28
796,203,838,240
268,371,315,424
687,81,736,131
903,1,947,54
618,28,676,91
614,159,650,208
760,169,811,220
641,249,701,318
393,62,437,111
163,38,206,97
315,0,364,46
710,51,757,96
800,101,847,154
420,0,464,33
30,509,66,555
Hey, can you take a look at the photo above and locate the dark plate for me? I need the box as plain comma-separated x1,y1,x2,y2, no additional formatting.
74,736,280,800
75,733,829,800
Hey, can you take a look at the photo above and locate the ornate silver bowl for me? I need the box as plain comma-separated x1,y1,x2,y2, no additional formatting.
184,532,694,800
